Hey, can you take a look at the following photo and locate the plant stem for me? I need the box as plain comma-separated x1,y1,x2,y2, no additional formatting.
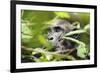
65,24,90,37
65,30,86,36
63,37,85,46
21,46,75,60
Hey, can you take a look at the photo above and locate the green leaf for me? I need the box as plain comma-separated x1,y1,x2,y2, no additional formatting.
21,22,32,35
38,35,47,45
84,24,90,30
45,54,53,61
22,10,55,23
54,12,70,18
78,13,90,24
21,22,33,43
77,45,88,58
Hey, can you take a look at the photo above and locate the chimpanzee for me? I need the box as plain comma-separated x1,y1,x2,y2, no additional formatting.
47,19,79,53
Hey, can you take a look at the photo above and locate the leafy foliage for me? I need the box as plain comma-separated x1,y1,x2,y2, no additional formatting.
21,10,90,62
54,12,70,18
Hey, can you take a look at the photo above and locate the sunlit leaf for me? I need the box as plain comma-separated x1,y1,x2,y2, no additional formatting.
22,10,55,23
54,12,70,18
77,45,88,58
45,54,53,61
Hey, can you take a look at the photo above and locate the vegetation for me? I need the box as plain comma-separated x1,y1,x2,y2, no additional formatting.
21,10,90,63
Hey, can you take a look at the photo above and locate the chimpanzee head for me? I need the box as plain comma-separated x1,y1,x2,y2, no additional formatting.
48,19,79,50
47,19,77,46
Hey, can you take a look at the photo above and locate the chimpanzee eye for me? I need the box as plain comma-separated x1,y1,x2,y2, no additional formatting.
53,27,63,32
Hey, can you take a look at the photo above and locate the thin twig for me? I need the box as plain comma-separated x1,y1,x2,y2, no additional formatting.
22,46,72,54
63,37,85,46
21,46,76,60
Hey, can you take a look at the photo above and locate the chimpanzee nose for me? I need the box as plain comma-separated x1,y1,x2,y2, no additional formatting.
48,37,53,40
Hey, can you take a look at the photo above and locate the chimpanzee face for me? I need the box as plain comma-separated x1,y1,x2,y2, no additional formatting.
47,19,79,51
47,26,65,46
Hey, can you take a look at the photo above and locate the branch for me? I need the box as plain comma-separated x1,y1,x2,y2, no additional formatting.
65,30,86,36
63,37,85,46
21,46,76,60
65,24,90,37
